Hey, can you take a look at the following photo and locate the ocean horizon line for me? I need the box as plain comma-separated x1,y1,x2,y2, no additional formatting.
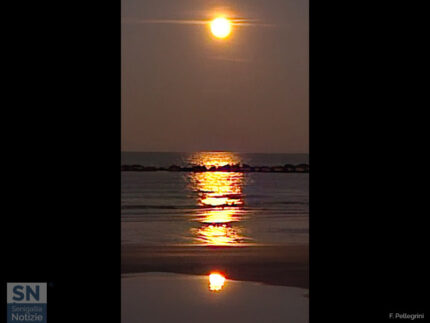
121,151,309,155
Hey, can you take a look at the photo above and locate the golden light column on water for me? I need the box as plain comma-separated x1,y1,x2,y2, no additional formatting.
188,152,247,246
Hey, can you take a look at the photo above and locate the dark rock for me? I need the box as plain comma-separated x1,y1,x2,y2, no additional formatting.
121,162,309,173
192,165,207,172
242,166,252,172
295,164,309,172
284,164,295,172
218,165,231,172
168,165,181,171
271,166,285,172
130,165,144,171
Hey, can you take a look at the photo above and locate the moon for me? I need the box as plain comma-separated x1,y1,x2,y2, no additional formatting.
210,17,232,39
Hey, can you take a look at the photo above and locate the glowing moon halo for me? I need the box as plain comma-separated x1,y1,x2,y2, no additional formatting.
210,17,232,39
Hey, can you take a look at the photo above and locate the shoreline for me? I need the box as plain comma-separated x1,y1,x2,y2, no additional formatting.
122,272,309,323
121,244,309,289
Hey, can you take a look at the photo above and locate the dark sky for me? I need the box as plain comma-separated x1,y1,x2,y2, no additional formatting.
122,0,308,153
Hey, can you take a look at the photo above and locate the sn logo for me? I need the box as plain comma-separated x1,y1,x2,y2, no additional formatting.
7,283,47,304
12,285,40,302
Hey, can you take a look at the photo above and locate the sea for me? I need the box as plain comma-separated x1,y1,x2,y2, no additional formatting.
121,152,309,246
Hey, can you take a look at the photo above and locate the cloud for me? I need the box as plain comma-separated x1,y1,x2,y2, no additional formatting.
209,56,252,63
121,17,274,27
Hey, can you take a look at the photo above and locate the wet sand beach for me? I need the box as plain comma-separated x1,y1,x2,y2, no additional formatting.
122,273,309,323
122,244,309,289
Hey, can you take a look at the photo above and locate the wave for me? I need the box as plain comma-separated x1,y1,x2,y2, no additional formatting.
121,205,197,210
